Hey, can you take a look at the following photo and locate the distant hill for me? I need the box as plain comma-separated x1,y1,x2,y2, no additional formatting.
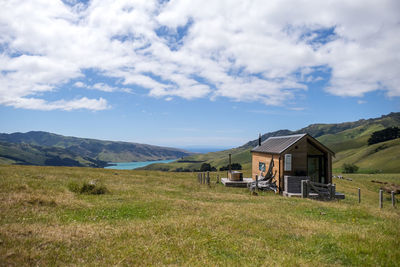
142,112,400,173
0,141,108,168
0,131,193,167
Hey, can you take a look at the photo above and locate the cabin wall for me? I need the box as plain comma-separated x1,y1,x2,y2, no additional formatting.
283,138,308,177
279,138,308,191
306,138,333,183
251,152,280,184
327,155,332,183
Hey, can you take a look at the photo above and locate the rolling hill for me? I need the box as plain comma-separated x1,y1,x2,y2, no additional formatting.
0,131,192,167
142,112,400,173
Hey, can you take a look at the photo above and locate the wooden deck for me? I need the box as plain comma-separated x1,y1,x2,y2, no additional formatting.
221,178,253,187
283,191,346,199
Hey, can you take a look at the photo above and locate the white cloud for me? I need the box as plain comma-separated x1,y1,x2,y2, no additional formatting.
0,0,399,111
74,81,85,88
2,97,109,111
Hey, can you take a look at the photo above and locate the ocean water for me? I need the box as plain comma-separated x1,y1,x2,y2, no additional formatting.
104,159,176,170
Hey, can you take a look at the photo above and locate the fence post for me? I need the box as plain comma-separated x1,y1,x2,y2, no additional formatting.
328,183,333,199
206,171,210,186
301,180,307,198
358,188,361,203
255,175,258,192
198,173,200,184
216,174,219,184
379,189,383,209
332,184,336,199
392,191,396,208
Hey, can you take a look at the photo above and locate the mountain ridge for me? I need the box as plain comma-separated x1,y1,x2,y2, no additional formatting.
0,131,193,167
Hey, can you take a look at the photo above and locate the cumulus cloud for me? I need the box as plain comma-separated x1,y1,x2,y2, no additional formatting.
0,0,399,111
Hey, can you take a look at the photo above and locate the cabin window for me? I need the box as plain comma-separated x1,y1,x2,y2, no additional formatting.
259,162,266,172
284,154,292,171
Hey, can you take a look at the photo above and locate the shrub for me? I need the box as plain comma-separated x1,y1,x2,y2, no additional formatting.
200,163,212,172
67,181,80,193
342,163,359,173
68,181,108,195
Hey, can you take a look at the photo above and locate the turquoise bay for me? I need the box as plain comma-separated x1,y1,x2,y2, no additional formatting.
105,159,175,170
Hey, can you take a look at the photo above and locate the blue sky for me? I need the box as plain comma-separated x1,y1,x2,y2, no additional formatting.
0,0,399,149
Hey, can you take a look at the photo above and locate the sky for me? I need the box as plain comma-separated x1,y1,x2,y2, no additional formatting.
0,0,399,150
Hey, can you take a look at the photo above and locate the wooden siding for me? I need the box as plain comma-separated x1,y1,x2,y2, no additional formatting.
251,152,280,184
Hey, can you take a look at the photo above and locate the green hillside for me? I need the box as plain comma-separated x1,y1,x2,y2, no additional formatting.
142,112,400,173
0,131,193,167
333,138,400,173
0,142,108,168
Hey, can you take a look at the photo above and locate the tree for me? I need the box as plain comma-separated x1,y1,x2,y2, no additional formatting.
342,163,359,173
368,127,400,145
200,163,212,172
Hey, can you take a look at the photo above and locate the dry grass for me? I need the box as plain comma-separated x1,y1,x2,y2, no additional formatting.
0,165,399,266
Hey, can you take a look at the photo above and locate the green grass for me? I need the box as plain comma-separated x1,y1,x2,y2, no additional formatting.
0,165,399,266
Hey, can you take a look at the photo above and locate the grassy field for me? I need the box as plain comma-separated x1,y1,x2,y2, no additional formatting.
0,165,399,266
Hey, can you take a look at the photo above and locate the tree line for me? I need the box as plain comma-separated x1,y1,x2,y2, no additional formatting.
174,162,242,172
368,127,400,145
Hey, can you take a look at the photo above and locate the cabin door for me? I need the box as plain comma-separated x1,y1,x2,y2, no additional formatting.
307,156,325,183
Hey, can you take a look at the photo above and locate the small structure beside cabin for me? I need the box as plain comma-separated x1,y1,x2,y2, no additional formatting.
251,134,335,193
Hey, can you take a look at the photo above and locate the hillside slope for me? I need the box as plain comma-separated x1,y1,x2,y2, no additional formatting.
333,138,400,173
0,142,108,167
142,112,400,173
0,131,193,167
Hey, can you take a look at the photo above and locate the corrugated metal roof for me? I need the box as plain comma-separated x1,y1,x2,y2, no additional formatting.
251,134,307,154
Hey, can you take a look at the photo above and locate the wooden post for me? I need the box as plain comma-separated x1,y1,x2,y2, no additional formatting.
206,171,210,186
358,188,361,203
327,183,332,199
379,189,383,209
198,173,200,183
332,184,336,199
392,191,396,207
301,180,307,198
255,175,258,192
306,180,310,197
203,172,206,184
216,174,219,184
228,153,231,177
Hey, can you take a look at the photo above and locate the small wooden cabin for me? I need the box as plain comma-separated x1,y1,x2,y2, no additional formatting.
251,134,335,193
